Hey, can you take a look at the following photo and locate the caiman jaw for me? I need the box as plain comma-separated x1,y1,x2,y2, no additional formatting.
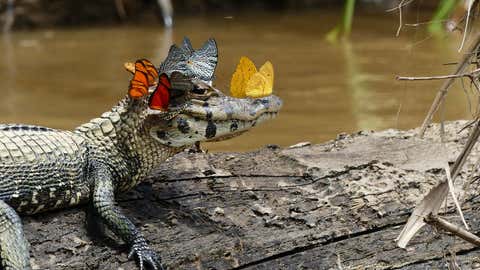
150,94,282,147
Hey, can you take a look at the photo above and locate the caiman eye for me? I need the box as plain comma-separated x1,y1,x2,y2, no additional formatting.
191,87,207,95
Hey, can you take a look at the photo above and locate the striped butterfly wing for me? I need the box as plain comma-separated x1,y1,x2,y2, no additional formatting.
139,59,159,86
159,44,189,76
128,59,159,99
187,38,218,82
182,37,195,55
128,62,149,99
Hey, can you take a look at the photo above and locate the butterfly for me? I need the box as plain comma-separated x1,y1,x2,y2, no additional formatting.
230,56,274,98
159,37,218,82
127,59,159,99
148,73,171,111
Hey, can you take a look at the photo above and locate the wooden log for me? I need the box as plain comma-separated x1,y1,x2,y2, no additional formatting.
24,121,480,269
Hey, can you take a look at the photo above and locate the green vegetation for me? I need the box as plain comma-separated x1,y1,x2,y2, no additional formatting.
326,0,356,42
427,0,459,35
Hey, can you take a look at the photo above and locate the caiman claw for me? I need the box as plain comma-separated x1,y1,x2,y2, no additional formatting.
128,240,164,270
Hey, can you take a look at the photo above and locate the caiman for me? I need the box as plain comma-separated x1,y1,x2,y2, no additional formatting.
0,38,282,270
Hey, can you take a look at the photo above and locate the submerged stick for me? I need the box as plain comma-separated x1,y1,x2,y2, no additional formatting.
114,0,127,21
418,32,480,138
3,0,15,32
157,0,173,28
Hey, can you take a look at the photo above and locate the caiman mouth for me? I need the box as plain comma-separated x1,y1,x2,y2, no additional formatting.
150,94,282,147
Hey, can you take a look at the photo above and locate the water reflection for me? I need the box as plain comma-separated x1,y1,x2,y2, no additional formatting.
2,31,15,116
153,28,173,64
2,0,15,32
0,11,473,151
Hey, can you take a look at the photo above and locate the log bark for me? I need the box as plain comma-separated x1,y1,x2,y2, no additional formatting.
24,121,480,269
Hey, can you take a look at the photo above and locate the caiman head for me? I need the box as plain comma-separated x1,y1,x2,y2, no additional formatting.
147,82,282,147
75,38,281,189
127,38,282,150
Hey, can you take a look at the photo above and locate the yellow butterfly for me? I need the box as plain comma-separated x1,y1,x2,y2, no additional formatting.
230,56,274,98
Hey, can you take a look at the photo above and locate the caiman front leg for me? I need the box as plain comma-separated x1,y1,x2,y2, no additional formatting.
0,200,31,270
90,162,163,270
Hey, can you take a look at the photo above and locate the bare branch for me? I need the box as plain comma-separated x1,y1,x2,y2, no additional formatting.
396,68,480,81
418,32,480,137
395,0,406,37
444,165,469,230
386,0,415,12
425,215,480,246
397,119,480,248
459,0,475,51
405,20,449,27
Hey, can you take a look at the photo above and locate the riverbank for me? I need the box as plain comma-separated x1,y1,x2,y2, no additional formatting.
1,0,439,29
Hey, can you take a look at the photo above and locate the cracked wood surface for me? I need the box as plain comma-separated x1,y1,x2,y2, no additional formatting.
24,121,480,269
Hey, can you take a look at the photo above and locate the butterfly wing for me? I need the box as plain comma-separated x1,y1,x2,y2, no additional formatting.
170,71,194,92
124,62,135,74
129,78,148,98
139,59,159,86
245,61,274,98
128,61,150,99
230,56,257,98
159,44,189,75
245,72,269,98
160,39,218,81
149,73,171,111
258,61,273,95
187,38,218,81
182,37,195,55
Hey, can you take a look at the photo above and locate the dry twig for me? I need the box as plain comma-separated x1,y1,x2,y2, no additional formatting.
418,32,480,138
425,214,480,246
459,0,476,51
397,67,480,81
386,0,416,12
395,0,407,37
444,165,469,229
397,119,480,248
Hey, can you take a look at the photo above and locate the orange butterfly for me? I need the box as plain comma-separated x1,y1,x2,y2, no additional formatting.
128,59,159,99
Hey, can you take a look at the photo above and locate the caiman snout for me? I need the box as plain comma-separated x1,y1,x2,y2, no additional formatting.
233,94,283,121
182,94,282,121
150,94,283,147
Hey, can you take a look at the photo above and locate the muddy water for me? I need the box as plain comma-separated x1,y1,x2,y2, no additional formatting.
0,11,473,151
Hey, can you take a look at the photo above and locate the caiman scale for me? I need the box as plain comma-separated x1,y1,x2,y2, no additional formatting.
0,38,282,270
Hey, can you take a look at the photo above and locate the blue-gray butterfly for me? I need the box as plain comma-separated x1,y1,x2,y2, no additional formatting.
159,37,218,82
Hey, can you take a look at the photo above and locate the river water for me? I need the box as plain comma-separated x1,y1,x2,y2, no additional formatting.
0,11,473,151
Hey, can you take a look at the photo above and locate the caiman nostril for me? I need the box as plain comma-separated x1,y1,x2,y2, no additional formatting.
230,121,238,132
176,118,190,134
205,121,217,138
